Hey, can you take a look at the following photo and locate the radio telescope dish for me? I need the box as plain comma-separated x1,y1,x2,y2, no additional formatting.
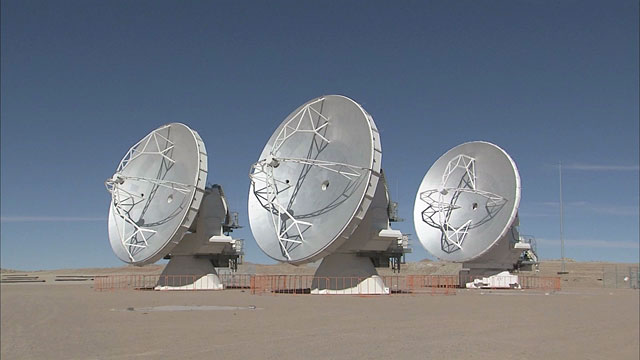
248,95,409,294
106,123,242,290
413,141,532,286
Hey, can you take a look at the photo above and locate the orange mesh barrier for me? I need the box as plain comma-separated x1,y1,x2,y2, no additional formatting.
95,274,560,293
459,274,561,291
94,274,252,291
518,275,561,291
250,275,459,295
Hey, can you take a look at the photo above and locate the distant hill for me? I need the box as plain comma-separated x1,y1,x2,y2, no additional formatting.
0,268,22,274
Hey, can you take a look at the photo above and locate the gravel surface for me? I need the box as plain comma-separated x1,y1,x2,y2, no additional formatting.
1,280,638,360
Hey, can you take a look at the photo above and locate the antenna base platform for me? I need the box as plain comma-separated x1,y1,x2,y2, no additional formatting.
155,255,223,290
311,253,389,294
462,270,521,289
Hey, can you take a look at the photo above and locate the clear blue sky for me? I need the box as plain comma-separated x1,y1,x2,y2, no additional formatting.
1,0,638,270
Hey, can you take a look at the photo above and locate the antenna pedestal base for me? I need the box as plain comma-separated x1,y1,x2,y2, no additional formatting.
155,255,223,290
311,253,389,294
459,268,521,289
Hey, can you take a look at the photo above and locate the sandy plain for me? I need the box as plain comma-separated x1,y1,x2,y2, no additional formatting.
1,261,639,360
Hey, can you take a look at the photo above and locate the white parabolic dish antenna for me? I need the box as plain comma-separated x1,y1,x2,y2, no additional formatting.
106,123,206,265
248,95,409,294
106,123,242,290
413,141,528,273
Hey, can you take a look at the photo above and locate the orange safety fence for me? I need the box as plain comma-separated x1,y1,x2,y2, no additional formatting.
218,273,253,289
94,273,560,293
517,275,561,291
250,274,312,294
94,274,253,291
250,275,459,295
250,274,560,295
249,275,404,295
458,274,561,291
401,275,458,295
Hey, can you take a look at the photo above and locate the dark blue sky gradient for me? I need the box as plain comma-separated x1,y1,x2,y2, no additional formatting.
1,0,638,270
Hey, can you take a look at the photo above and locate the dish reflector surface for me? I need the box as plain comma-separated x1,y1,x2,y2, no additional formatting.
248,95,381,264
413,141,520,263
106,123,206,265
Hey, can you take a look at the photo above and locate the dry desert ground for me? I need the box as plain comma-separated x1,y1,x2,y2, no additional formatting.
1,261,638,360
